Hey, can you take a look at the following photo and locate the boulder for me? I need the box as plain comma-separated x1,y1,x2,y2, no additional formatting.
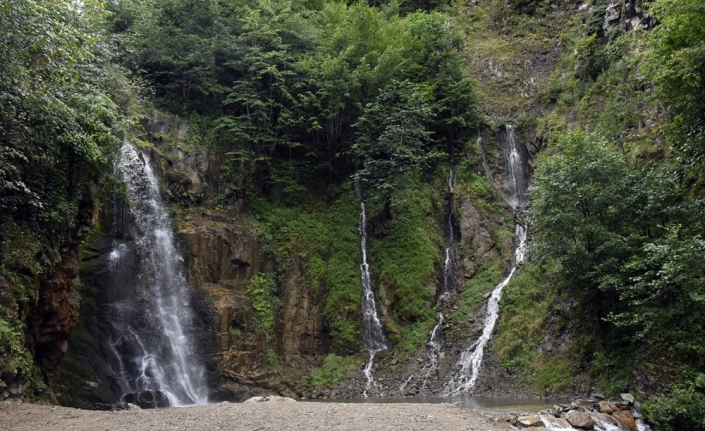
566,410,595,429
593,413,631,431
127,403,142,412
613,410,637,431
265,395,296,402
243,396,266,403
599,401,615,414
620,393,635,404
517,416,544,427
243,395,297,403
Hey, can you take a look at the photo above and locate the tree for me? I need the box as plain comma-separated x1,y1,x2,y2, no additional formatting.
351,81,434,195
646,0,705,180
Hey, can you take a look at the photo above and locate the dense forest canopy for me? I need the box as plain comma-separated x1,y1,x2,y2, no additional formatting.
1,0,705,429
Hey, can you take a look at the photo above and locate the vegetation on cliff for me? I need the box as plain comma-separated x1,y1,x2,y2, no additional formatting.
0,0,133,395
2,0,704,428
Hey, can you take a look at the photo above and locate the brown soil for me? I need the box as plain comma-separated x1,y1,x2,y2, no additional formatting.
0,400,513,431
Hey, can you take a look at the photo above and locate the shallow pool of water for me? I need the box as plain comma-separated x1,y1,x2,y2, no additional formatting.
301,396,571,411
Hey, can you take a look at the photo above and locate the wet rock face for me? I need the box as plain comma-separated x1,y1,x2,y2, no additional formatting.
26,249,81,376
181,219,326,397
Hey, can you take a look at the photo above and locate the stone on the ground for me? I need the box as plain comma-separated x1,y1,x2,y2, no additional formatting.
598,401,614,414
243,396,265,403
565,410,595,429
552,418,572,428
595,413,631,431
265,395,296,402
620,393,635,404
127,403,142,411
517,415,544,427
243,395,297,403
591,393,606,400
613,410,637,431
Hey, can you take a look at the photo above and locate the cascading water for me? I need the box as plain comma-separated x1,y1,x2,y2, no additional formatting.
105,142,208,407
443,222,527,396
400,165,458,394
355,177,390,397
442,125,530,395
500,125,530,209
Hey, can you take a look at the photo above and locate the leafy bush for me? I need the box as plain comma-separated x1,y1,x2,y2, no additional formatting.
644,375,705,431
309,354,360,387
246,274,280,339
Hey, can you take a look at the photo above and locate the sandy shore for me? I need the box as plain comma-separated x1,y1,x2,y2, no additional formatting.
0,400,514,431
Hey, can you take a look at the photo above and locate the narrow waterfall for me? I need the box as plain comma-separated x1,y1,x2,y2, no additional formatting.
106,142,208,407
443,223,527,395
500,125,530,209
355,177,390,397
443,125,530,395
400,165,458,393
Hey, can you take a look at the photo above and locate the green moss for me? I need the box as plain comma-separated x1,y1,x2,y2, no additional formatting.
266,349,282,370
535,356,573,392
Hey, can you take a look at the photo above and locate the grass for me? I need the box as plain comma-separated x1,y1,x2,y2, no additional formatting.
451,262,503,322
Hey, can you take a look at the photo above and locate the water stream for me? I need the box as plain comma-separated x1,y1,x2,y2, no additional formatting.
355,177,390,397
442,125,530,395
105,142,208,407
443,223,527,396
399,165,458,393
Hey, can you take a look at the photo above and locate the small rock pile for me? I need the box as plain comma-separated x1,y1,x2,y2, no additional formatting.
507,393,647,431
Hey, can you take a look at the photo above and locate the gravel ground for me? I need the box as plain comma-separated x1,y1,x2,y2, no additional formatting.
0,400,514,431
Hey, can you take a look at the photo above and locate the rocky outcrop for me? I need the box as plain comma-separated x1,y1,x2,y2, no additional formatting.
457,195,499,279
278,257,325,361
26,248,81,377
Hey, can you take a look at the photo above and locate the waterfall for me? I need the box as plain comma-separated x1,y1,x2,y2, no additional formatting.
355,177,389,397
400,166,457,393
439,166,458,300
440,125,531,395
500,125,530,209
443,222,527,396
105,142,208,407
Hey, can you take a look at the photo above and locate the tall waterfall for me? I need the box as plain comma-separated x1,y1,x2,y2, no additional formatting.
355,177,389,396
443,125,529,395
106,142,208,407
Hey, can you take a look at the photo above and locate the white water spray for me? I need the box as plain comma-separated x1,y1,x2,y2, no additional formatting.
107,142,208,407
443,222,527,395
355,177,389,397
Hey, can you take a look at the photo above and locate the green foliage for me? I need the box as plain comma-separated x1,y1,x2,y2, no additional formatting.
353,81,434,194
645,0,705,174
251,191,363,353
246,273,280,339
644,375,705,431
111,0,476,189
535,357,573,393
369,182,437,327
0,0,132,394
266,349,282,369
309,354,360,387
451,262,502,322
494,263,551,372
